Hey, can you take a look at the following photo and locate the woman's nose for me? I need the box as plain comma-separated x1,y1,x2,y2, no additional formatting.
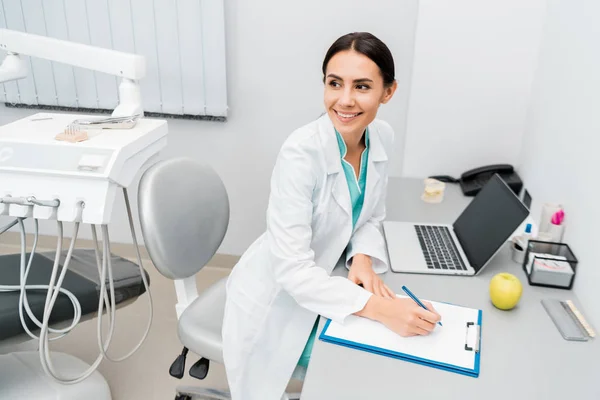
338,88,355,107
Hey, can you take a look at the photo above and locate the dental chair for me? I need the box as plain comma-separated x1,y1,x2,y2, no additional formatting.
0,243,150,400
137,158,301,400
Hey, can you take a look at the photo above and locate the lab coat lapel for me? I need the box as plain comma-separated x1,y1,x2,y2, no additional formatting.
331,171,351,216
317,115,351,217
356,123,388,228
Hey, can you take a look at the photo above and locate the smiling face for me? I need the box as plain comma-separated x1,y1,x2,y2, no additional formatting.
324,50,396,139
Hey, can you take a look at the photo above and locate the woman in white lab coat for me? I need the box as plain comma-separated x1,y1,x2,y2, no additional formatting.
222,32,441,400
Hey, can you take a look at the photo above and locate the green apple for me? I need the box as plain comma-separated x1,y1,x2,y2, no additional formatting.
489,273,523,310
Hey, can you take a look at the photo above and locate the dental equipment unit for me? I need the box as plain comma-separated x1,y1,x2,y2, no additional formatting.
0,28,167,399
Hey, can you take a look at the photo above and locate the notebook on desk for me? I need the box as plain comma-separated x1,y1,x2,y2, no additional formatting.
319,296,482,377
383,174,529,276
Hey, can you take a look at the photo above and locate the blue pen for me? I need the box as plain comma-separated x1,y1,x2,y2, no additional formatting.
401,285,443,327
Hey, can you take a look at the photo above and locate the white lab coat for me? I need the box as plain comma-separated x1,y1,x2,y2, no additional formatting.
222,114,394,400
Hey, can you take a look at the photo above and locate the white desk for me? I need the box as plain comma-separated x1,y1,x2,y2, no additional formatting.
301,177,600,400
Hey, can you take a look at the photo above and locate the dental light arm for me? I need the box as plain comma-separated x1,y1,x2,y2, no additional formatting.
0,53,27,82
0,28,145,117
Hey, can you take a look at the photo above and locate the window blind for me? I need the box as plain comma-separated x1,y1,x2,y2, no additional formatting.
0,0,228,118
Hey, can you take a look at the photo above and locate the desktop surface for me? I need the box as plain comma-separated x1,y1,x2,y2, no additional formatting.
301,177,600,400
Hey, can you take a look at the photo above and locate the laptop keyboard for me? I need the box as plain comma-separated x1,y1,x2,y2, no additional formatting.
414,225,467,271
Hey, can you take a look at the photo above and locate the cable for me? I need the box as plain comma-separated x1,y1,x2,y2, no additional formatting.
0,218,19,235
3,188,153,382
95,225,117,359
91,224,113,340
19,219,80,339
38,215,117,384
37,189,153,382
96,187,153,362
0,201,95,383
0,218,81,340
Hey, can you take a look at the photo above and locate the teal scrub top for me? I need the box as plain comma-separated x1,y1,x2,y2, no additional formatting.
297,128,370,369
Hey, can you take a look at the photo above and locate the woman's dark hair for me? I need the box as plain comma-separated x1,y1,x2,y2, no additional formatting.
322,32,395,87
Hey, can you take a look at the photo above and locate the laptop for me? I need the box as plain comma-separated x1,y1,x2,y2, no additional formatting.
383,174,529,276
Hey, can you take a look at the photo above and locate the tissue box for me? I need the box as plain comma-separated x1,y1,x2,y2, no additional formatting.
522,240,578,289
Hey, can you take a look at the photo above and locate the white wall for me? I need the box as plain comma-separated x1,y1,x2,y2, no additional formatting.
402,0,547,178
518,0,600,315
2,1,568,262
0,0,419,255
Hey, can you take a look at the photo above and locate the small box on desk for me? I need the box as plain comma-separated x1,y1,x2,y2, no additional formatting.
522,240,578,290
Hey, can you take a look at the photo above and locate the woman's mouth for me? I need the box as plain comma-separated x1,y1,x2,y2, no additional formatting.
334,110,362,123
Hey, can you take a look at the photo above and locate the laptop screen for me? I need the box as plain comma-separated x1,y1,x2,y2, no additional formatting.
453,174,529,272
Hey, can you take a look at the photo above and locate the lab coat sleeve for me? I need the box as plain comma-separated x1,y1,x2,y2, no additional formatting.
344,171,389,274
267,138,372,324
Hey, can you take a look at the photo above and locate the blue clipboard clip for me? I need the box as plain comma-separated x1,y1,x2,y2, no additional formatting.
464,322,481,353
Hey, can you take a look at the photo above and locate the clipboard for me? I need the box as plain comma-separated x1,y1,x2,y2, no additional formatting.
319,299,482,377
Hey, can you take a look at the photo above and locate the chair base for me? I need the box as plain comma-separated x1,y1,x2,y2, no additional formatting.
175,385,300,400
175,386,229,400
0,351,111,399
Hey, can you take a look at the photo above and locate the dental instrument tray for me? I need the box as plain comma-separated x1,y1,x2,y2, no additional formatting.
69,114,142,130
0,112,167,224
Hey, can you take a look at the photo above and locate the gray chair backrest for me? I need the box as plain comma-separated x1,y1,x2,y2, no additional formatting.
138,158,230,280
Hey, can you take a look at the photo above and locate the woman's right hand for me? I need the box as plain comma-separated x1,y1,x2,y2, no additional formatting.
357,296,442,337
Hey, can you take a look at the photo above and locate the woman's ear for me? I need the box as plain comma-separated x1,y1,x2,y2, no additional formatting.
380,80,398,104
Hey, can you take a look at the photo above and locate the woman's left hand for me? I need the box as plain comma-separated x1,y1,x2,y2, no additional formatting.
348,254,395,299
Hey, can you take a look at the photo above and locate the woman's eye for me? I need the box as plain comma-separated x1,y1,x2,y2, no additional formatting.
329,81,341,88
356,84,370,90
